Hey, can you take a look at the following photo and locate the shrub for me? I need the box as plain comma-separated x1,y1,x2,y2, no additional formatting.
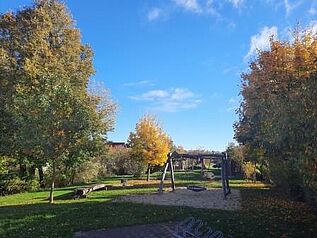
26,179,40,192
102,146,146,177
73,158,100,183
4,177,27,194
2,177,40,194
242,162,256,181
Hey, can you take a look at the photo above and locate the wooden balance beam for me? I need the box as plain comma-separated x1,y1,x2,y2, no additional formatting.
73,184,106,199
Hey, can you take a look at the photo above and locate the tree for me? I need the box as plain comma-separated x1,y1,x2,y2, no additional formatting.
0,0,116,202
235,26,317,196
128,115,171,181
226,143,259,182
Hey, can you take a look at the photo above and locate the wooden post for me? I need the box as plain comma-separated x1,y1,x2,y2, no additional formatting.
169,157,176,191
159,160,169,193
201,158,204,174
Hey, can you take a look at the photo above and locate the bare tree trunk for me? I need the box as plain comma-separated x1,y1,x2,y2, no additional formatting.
49,161,56,204
146,164,150,181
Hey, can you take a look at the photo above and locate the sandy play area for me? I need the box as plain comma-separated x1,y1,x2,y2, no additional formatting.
113,188,241,210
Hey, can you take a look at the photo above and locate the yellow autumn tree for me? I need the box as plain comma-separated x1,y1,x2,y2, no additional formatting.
235,27,317,195
128,115,171,181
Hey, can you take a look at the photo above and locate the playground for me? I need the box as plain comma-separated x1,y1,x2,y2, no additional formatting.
114,188,241,210
1,165,317,238
113,151,239,211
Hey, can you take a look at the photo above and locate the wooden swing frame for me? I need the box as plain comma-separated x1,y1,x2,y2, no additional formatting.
158,151,231,199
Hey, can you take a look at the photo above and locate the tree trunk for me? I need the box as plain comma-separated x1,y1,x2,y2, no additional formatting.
70,170,75,185
19,163,27,178
29,164,36,179
38,165,45,188
146,164,151,181
49,161,56,204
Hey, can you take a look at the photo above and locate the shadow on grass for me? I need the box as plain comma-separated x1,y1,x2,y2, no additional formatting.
1,188,316,238
0,200,237,238
53,192,74,201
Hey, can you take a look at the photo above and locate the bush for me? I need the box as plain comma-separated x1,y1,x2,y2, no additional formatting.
26,179,40,192
4,177,27,194
242,162,256,181
2,177,40,194
102,146,146,177
73,158,100,183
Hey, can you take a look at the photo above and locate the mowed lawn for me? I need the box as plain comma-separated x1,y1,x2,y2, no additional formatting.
0,171,316,238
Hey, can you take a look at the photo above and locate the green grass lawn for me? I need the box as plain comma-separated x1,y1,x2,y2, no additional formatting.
0,172,316,238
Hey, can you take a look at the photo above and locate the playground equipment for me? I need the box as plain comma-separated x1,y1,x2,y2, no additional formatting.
187,185,207,192
168,216,234,238
158,151,231,199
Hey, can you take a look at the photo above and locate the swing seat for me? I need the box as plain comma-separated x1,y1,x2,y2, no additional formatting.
187,185,207,192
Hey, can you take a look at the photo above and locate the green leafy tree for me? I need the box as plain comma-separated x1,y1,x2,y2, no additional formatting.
0,0,116,202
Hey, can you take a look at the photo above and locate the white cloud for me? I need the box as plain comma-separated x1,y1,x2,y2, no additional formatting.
264,0,284,12
173,0,202,13
284,0,302,16
308,7,317,15
154,99,202,112
123,80,154,87
170,88,194,100
244,26,278,61
205,0,222,17
228,0,244,8
137,90,169,100
147,8,162,22
130,88,201,112
307,20,317,35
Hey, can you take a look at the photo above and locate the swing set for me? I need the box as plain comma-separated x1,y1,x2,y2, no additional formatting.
158,151,231,199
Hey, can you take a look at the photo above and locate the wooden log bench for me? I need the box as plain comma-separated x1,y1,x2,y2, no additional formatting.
73,184,106,199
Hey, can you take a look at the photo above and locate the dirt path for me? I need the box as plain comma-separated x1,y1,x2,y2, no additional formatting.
113,188,241,210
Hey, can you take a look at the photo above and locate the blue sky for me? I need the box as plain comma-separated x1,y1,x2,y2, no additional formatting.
1,0,316,151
